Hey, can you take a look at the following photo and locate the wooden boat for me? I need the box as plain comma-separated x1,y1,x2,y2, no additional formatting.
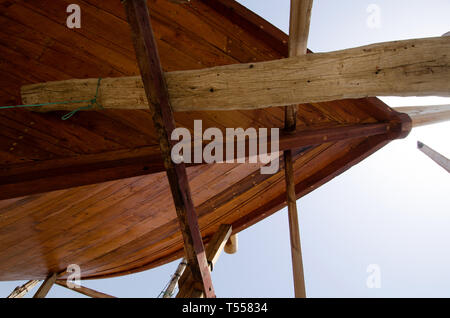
0,0,448,297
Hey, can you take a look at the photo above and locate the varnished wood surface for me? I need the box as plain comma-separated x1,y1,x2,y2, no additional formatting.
0,0,411,280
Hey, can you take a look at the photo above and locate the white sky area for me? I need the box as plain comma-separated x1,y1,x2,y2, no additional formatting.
1,0,449,298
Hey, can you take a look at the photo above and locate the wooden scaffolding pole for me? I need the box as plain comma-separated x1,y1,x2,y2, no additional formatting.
162,259,187,298
418,141,450,173
55,281,116,298
33,273,57,298
122,0,214,297
7,280,39,298
284,0,313,298
177,225,232,298
395,105,450,127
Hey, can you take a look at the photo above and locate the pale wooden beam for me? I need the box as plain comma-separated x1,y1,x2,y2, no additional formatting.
418,141,450,173
33,273,57,298
21,37,450,113
122,0,214,298
7,280,39,298
284,0,312,299
177,224,232,298
224,234,238,254
162,259,187,298
394,105,450,127
55,281,116,298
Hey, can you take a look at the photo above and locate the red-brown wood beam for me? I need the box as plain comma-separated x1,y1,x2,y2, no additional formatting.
122,0,214,297
0,122,392,200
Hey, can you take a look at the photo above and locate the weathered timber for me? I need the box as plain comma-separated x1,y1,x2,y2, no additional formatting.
7,280,39,298
21,37,450,112
55,281,116,298
33,273,57,298
396,105,450,127
122,0,214,298
284,0,312,298
224,234,238,254
177,224,232,298
163,259,187,298
418,141,450,173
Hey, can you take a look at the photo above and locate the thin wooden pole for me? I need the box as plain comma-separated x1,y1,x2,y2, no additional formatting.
224,234,238,254
55,281,116,298
177,225,232,298
395,105,450,127
33,273,57,298
122,0,214,297
284,0,313,298
418,141,450,173
7,280,39,298
163,259,187,298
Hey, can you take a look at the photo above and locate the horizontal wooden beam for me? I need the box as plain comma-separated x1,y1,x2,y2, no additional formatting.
0,122,392,200
55,281,116,298
395,104,450,127
21,37,449,113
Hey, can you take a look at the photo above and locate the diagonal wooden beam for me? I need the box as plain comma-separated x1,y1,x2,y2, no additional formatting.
7,280,39,298
122,0,214,297
33,273,57,298
55,281,116,298
22,37,450,113
177,224,232,298
283,0,313,298
417,141,450,173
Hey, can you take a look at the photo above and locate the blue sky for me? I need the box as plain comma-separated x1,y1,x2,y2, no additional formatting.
1,0,449,298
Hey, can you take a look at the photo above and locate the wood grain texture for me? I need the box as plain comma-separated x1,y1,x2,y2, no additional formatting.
396,105,450,127
55,281,116,298
122,0,214,297
21,37,450,112
0,0,413,282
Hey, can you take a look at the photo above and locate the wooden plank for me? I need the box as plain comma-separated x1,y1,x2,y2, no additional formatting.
7,280,39,298
177,224,232,298
284,0,313,298
418,141,450,173
33,273,57,298
396,105,450,127
55,281,116,298
162,259,187,298
21,37,450,113
0,122,391,200
122,0,214,298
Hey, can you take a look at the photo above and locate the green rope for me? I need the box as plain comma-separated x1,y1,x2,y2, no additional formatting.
0,77,103,120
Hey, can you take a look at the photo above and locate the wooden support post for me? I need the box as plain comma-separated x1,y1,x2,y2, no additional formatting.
7,280,39,298
177,224,232,298
418,141,450,173
122,0,214,297
33,273,57,298
55,281,116,298
283,0,312,299
163,259,187,298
